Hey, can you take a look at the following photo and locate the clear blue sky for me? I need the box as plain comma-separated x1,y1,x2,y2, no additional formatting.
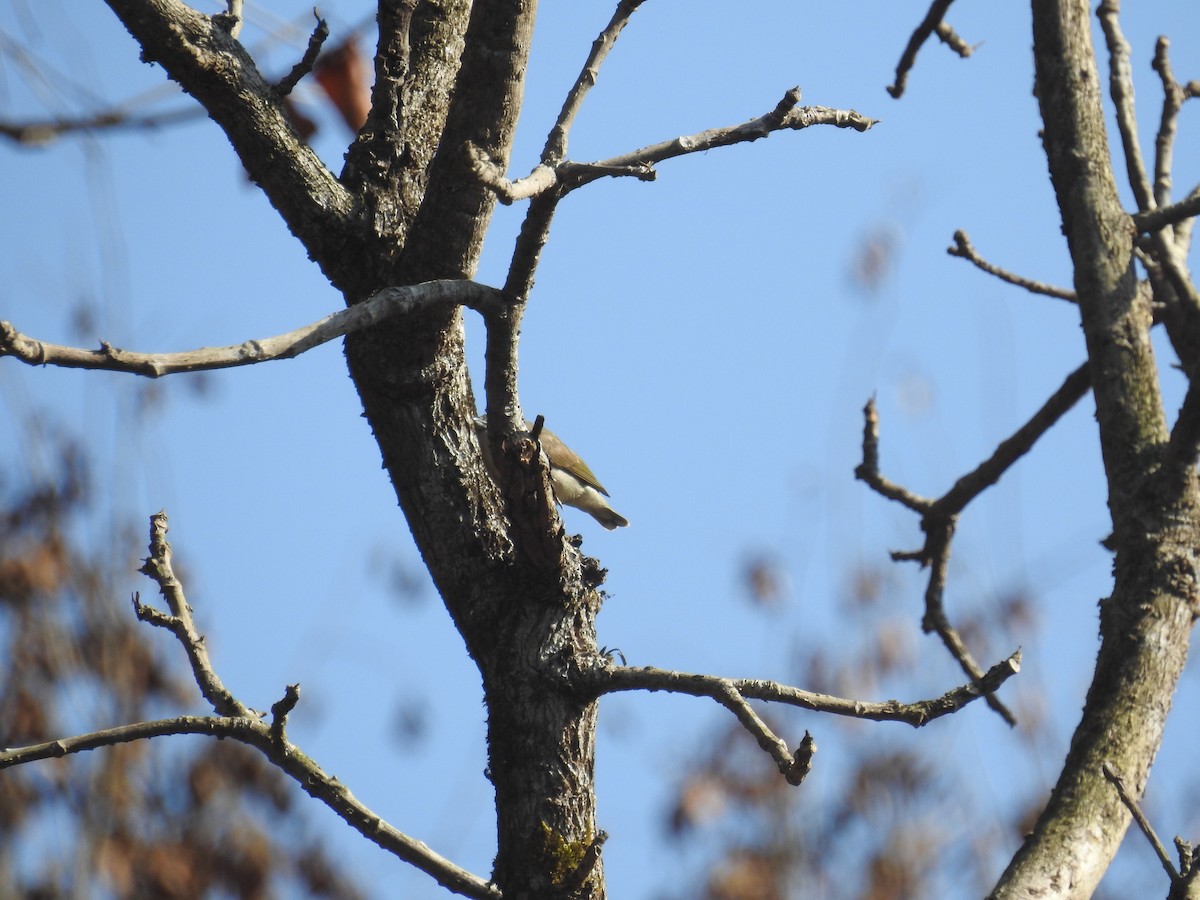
3,2,1200,897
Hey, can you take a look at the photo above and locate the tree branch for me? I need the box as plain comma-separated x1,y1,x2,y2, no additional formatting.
859,365,1091,727
588,650,1020,729
272,13,329,99
992,2,1200,893
0,708,502,900
1101,762,1179,884
1097,0,1155,212
1134,189,1200,235
473,90,876,203
542,0,647,164
1151,37,1187,213
0,512,504,900
134,512,249,717
948,230,1077,302
0,105,205,146
0,281,503,378
102,0,360,291
887,0,960,99
853,397,934,513
935,363,1092,515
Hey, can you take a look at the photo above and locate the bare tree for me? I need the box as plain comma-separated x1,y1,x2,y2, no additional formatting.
2,1,1199,898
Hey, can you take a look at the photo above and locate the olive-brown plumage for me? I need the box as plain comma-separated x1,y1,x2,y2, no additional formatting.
474,416,628,530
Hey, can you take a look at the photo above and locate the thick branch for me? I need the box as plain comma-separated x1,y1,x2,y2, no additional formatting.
103,0,360,290
0,281,503,378
992,2,1200,895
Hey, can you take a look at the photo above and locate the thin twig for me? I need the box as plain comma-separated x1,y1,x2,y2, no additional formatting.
917,520,1016,726
0,711,502,900
273,13,330,99
888,0,959,99
543,0,647,164
711,681,800,781
1151,37,1185,212
134,513,249,717
858,366,1090,726
948,230,1076,302
854,398,934,513
0,280,503,378
59,513,503,900
1102,762,1179,882
565,94,873,187
935,363,1092,515
474,92,875,203
589,651,1021,728
1097,0,1155,212
0,106,206,145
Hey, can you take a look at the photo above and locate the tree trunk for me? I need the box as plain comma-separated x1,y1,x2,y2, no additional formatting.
990,2,1200,896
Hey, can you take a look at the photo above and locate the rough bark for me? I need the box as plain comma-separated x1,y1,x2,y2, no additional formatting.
104,1,607,897
989,3,1200,896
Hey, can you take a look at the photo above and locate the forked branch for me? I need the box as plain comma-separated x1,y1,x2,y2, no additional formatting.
588,651,1020,780
888,0,968,99
0,513,500,900
856,364,1091,725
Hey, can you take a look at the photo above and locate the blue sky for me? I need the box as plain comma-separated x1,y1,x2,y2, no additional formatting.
3,2,1200,897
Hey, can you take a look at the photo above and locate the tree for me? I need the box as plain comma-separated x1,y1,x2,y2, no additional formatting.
2,1,1199,898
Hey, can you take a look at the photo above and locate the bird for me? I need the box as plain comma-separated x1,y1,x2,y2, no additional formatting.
474,415,629,530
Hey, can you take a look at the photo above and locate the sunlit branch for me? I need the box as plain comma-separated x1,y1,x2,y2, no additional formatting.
472,90,876,204
566,92,874,189
0,707,501,900
134,512,249,717
934,21,974,59
948,230,1077,302
543,0,647,164
1097,0,1155,211
888,0,961,99
0,280,503,378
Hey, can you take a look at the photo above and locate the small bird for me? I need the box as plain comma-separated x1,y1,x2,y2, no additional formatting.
474,415,629,530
